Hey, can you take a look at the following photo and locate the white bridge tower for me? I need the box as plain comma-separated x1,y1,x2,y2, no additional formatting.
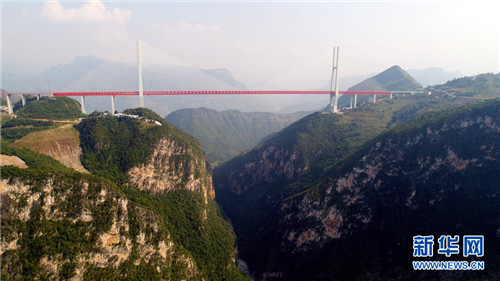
137,38,144,108
329,46,340,113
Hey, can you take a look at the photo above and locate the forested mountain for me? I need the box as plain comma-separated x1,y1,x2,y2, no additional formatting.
14,96,85,120
1,108,246,280
430,72,500,98
166,108,310,164
213,80,500,280
273,99,500,280
3,71,500,280
349,65,422,91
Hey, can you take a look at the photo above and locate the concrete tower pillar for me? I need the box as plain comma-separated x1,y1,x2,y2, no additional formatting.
354,94,357,108
37,94,40,101
48,79,53,97
21,94,26,106
6,94,13,114
137,39,144,108
350,95,353,109
329,46,340,113
80,96,86,114
111,95,115,115
373,94,377,103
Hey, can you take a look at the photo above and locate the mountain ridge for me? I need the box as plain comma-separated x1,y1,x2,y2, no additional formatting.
213,74,500,279
349,65,422,91
165,107,311,164
1,107,246,280
274,99,500,280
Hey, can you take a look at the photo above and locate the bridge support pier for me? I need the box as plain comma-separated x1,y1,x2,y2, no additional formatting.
6,94,13,114
21,94,26,106
37,94,40,101
80,96,86,114
354,94,357,108
329,46,340,113
373,94,377,103
390,92,393,99
111,95,115,115
350,95,353,109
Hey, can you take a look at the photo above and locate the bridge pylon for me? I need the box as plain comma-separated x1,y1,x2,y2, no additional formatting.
329,46,340,113
137,38,144,108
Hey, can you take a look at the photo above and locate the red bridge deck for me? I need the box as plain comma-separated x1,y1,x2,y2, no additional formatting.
5,90,391,96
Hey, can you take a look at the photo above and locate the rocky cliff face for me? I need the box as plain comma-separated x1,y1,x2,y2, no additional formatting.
266,100,500,280
213,104,413,275
224,145,302,195
0,173,199,280
214,112,348,198
11,124,88,173
1,109,245,280
128,137,215,202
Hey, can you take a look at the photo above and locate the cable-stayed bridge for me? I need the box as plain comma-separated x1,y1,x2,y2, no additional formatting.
2,41,420,115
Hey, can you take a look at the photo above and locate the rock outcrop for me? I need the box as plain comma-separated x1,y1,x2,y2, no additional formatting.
0,175,198,280
1,108,245,280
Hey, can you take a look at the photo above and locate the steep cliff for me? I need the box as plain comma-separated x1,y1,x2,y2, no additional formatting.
213,95,460,271
11,124,88,173
239,99,500,280
1,108,245,280
1,169,198,280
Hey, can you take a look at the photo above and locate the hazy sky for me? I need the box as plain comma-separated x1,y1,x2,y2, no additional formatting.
2,0,499,89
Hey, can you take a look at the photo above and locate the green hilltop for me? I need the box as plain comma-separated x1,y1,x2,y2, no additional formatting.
349,65,422,91
1,107,246,280
430,72,500,98
165,107,310,165
14,96,85,120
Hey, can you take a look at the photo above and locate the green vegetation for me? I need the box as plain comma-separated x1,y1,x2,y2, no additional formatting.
15,96,85,120
214,97,438,273
430,72,500,98
214,87,500,279
0,145,179,280
1,114,14,125
75,108,245,280
285,99,500,280
120,186,245,281
1,118,56,141
166,107,310,164
2,118,54,128
1,107,246,280
76,108,204,184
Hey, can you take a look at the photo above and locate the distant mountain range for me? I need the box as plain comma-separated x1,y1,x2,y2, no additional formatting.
3,56,280,115
407,67,463,87
3,56,463,114
165,108,310,164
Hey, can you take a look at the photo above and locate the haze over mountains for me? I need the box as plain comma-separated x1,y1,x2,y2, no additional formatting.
2,68,499,280
407,67,463,87
3,55,463,115
213,73,500,280
165,108,311,164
